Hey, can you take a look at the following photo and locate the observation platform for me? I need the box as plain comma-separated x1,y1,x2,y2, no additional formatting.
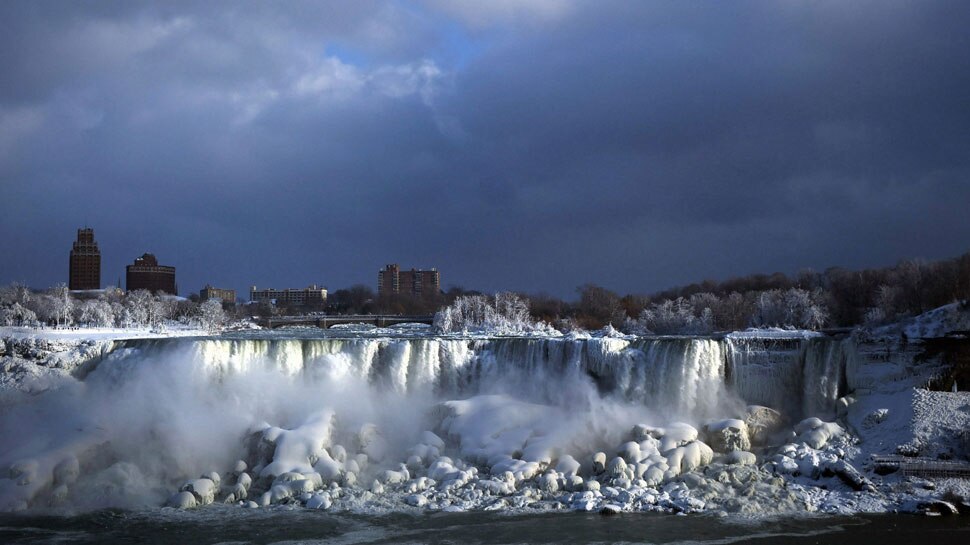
872,455,970,479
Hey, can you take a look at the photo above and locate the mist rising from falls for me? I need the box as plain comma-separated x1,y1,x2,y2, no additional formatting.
0,333,857,512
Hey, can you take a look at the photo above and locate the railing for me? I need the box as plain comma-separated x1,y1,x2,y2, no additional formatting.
872,455,970,478
260,315,435,329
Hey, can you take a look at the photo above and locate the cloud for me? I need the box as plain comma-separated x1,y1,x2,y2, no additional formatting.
422,0,574,28
0,1,968,298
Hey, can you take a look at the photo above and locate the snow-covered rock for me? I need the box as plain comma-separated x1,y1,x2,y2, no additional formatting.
704,419,751,453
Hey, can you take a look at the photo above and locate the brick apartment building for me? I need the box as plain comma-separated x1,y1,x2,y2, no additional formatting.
250,285,327,306
200,285,236,303
69,228,101,290
126,253,177,295
377,264,440,297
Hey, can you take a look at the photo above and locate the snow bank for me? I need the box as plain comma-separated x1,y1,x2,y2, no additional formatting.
0,325,211,343
870,302,970,340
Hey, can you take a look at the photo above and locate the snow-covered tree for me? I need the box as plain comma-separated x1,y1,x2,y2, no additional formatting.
0,283,31,307
123,290,155,327
434,292,549,334
198,299,226,331
155,297,177,326
37,284,74,327
637,297,713,335
0,302,37,326
751,288,828,329
864,284,904,325
76,299,115,327
488,292,531,329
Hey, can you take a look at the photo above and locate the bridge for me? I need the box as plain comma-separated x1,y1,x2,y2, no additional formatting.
258,314,435,329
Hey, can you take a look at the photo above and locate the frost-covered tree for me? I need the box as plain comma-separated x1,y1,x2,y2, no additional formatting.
76,299,115,327
36,284,74,327
434,292,549,334
198,299,226,331
637,297,713,335
172,300,200,324
154,297,176,326
489,292,531,329
751,288,828,329
0,283,31,307
0,302,37,326
123,290,158,327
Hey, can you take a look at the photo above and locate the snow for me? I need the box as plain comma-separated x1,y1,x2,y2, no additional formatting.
0,325,216,393
0,325,211,342
869,301,970,340
908,389,970,459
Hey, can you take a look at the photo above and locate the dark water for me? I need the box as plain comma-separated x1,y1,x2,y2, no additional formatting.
2,509,970,545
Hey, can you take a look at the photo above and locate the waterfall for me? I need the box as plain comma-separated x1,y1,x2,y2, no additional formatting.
0,331,860,512
725,335,857,419
90,335,807,421
94,335,855,420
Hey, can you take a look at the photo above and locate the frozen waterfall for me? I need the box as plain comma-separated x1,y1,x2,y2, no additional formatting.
0,332,858,512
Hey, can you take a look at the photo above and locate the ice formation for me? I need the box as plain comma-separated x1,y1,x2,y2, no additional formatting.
0,331,964,515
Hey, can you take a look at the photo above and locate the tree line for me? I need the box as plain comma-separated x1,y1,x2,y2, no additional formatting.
3,251,967,334
525,252,970,332
0,285,231,331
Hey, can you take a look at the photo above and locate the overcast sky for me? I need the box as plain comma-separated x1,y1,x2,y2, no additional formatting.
1,1,968,299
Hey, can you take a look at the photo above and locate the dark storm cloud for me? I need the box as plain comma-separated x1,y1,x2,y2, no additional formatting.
1,0,969,298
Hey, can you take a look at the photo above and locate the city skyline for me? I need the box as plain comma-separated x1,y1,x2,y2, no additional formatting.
59,225,439,301
2,2,969,298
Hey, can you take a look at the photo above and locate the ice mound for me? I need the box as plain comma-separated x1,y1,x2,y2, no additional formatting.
151,398,878,516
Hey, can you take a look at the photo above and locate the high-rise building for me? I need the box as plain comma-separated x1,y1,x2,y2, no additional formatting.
250,285,327,306
378,264,440,297
69,228,101,290
126,253,177,295
200,285,236,303
377,263,400,295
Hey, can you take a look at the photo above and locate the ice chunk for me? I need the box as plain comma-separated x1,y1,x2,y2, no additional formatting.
607,457,628,478
306,492,332,509
744,405,783,446
592,452,607,474
313,449,344,482
379,464,411,485
538,472,559,493
405,493,428,507
555,455,581,477
166,491,198,509
180,478,216,505
721,451,757,465
421,431,446,450
703,419,751,453
794,418,843,449
617,442,641,463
